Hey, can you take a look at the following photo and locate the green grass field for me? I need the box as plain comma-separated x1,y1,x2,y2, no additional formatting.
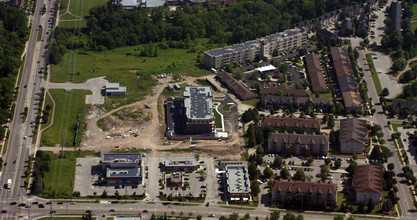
222,103,234,111
37,25,43,41
213,107,223,129
42,151,99,198
41,92,55,130
366,53,382,95
41,89,89,147
317,92,333,98
412,4,417,20
412,22,417,32
58,19,87,28
51,48,209,83
59,0,107,18
69,0,107,18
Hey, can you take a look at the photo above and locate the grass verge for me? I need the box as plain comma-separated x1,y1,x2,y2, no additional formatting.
41,89,89,147
222,103,234,112
213,107,223,129
37,25,43,41
41,91,54,130
365,53,382,95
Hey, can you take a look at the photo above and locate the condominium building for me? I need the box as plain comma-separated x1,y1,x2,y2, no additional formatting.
204,28,307,68
183,86,215,134
267,131,329,156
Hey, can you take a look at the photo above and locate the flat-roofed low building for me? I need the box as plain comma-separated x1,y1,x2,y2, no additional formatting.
101,153,142,185
106,83,126,96
164,158,198,171
224,163,251,203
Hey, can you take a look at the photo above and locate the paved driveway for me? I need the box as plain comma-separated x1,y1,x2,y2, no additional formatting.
47,76,108,104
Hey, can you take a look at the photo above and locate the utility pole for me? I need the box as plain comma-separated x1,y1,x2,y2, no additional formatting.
27,206,31,220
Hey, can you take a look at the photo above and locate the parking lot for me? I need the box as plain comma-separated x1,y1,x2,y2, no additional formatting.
260,155,368,191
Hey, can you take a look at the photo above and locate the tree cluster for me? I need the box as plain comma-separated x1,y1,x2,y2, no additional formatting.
0,4,29,125
86,1,366,50
31,151,52,195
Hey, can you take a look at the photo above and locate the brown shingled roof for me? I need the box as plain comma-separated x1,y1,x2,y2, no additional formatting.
216,72,256,100
334,60,355,78
271,179,337,194
339,118,368,144
305,54,328,93
353,164,383,194
342,91,362,109
268,131,329,145
260,87,311,97
261,115,322,129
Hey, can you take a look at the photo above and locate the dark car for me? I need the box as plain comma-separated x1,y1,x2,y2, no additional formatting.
32,202,39,205
143,210,149,213
38,204,45,208
1,210,7,213
46,202,52,205
57,202,63,205
109,209,115,212
10,202,17,205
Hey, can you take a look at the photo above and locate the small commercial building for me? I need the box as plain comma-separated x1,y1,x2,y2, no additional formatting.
106,83,126,96
164,158,198,171
224,163,251,203
101,153,142,185
256,65,277,74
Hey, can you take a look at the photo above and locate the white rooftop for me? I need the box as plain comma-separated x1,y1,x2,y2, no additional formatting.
256,65,277,73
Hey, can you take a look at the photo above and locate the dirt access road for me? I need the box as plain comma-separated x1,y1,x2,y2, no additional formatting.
81,75,246,158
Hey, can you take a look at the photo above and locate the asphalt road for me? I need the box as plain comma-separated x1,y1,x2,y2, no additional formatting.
0,0,57,215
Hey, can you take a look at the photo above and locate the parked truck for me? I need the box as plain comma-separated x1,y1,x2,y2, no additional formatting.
7,179,11,189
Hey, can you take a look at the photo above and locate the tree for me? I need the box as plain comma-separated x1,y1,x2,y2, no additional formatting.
346,160,357,176
321,166,330,181
324,158,331,165
333,216,344,220
327,114,335,129
382,199,393,212
273,155,282,168
293,168,305,180
263,167,273,179
352,154,358,160
381,88,390,96
322,113,329,123
101,190,108,198
251,180,260,196
367,199,375,213
270,211,280,220
334,160,341,169
283,213,296,220
296,215,304,220
279,63,289,74
307,156,314,166
388,163,395,171
225,63,233,73
280,167,290,179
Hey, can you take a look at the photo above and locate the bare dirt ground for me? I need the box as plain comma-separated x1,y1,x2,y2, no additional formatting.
79,75,246,158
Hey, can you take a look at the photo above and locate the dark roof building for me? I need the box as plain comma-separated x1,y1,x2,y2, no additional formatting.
261,115,321,130
338,76,358,93
339,118,369,154
271,179,337,206
262,95,333,112
268,131,329,155
101,153,143,185
357,13,370,37
317,29,339,41
353,164,383,203
216,72,257,100
305,54,328,93
391,2,401,33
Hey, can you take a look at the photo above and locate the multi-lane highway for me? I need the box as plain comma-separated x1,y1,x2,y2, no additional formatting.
0,0,57,213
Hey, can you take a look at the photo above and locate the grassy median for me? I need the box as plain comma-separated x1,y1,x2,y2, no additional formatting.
365,53,383,95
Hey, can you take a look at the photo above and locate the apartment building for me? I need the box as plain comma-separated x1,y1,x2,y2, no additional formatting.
339,118,369,154
204,28,307,68
267,131,329,156
353,164,383,204
183,86,215,134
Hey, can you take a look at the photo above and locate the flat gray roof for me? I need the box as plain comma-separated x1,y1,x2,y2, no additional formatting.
106,167,142,178
106,83,120,89
165,158,197,167
225,164,250,194
115,216,142,220
145,0,165,8
184,86,214,120
102,153,141,163
205,40,260,57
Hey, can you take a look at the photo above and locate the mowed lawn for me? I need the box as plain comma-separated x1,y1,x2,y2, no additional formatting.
69,0,108,18
50,47,210,83
413,4,417,20
41,89,89,147
42,151,99,198
58,19,87,28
